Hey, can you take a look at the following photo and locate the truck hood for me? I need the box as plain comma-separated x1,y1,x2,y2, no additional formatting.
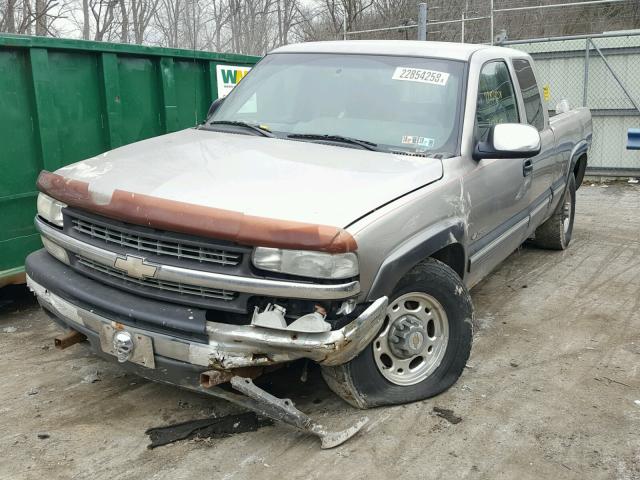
56,129,443,228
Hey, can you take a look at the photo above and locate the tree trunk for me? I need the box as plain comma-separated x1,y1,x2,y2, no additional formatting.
120,0,129,42
82,0,90,39
35,0,47,35
5,0,17,33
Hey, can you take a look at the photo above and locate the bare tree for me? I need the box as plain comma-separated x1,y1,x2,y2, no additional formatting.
0,0,71,36
1,0,18,32
153,0,182,47
201,0,230,51
89,0,118,40
82,0,89,38
128,0,158,43
275,0,300,45
118,0,127,41
2,0,640,50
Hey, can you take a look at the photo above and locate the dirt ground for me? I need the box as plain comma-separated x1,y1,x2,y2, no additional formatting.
1,183,639,480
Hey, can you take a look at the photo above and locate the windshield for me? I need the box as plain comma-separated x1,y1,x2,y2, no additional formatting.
208,53,465,155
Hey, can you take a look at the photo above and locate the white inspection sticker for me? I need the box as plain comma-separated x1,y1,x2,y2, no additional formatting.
402,136,435,148
392,67,449,86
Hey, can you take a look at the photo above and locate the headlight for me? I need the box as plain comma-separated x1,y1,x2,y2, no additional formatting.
252,247,358,279
37,193,66,227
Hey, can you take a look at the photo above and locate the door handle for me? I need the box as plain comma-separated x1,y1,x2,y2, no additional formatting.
523,159,533,177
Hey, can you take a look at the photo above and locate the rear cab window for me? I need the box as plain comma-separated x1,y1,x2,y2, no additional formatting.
512,59,545,131
475,61,520,141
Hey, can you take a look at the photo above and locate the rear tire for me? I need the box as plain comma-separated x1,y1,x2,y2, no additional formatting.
533,174,576,250
322,258,473,409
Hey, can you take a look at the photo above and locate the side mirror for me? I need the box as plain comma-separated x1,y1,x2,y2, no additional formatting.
473,123,541,160
206,97,225,121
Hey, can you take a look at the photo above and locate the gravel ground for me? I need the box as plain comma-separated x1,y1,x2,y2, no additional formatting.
1,183,639,480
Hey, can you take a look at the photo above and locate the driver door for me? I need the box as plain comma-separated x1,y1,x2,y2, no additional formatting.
465,60,532,286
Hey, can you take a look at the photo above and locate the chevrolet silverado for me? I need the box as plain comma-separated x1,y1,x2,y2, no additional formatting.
27,40,592,446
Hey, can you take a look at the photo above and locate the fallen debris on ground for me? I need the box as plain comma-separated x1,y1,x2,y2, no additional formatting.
145,412,273,449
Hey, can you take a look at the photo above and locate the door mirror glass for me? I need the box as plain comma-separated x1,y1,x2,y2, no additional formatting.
474,123,541,160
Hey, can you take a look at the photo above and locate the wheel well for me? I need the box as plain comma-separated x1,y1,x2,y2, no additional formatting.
429,243,466,280
573,153,587,189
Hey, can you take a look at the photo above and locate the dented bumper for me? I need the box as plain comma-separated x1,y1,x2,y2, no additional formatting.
27,274,387,370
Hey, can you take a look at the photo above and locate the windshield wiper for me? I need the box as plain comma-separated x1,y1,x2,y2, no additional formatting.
287,133,380,151
389,150,452,159
207,120,274,137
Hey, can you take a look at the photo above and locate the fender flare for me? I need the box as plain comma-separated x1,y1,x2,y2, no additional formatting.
568,140,589,188
366,219,466,301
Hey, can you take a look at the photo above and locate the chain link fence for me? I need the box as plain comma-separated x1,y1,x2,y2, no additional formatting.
346,5,640,176
503,32,640,175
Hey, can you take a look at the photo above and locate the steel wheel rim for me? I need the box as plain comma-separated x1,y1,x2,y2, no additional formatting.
562,189,572,234
373,292,449,386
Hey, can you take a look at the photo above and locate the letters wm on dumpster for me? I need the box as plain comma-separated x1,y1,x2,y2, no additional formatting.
216,65,252,98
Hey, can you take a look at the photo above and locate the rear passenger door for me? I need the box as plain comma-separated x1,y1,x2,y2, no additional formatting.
512,58,556,228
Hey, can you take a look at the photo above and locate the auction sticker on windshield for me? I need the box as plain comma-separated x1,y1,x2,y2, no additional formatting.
392,67,449,86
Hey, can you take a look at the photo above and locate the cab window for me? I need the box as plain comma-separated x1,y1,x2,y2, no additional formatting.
475,61,519,141
513,59,545,131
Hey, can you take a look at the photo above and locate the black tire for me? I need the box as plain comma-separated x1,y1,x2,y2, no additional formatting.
322,258,474,409
533,174,576,250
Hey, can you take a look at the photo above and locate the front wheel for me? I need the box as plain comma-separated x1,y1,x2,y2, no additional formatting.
322,258,473,408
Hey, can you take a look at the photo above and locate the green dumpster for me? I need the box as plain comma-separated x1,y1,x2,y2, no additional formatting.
0,34,259,286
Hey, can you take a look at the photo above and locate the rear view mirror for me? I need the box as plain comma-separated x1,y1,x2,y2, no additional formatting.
206,98,225,121
473,123,541,160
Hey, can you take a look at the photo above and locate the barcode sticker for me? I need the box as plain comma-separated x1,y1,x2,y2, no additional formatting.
392,67,449,86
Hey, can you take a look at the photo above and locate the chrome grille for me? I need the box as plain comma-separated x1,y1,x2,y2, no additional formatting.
76,256,236,302
71,217,241,267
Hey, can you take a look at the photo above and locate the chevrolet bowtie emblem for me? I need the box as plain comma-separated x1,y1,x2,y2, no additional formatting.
114,255,159,279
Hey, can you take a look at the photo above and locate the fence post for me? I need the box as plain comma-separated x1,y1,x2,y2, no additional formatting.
583,38,590,107
417,3,427,41
461,12,465,43
343,11,347,40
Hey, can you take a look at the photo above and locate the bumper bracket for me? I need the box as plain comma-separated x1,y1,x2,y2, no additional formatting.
199,376,368,449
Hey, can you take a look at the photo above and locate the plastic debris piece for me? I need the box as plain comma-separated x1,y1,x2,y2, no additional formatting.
145,412,273,449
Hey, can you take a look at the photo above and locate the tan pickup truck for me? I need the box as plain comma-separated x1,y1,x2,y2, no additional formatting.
27,40,592,447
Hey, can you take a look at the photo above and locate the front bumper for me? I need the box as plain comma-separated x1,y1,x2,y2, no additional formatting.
27,269,387,370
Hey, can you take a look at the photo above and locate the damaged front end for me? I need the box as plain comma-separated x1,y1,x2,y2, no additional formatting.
29,172,389,447
28,275,386,447
27,209,388,447
30,274,386,370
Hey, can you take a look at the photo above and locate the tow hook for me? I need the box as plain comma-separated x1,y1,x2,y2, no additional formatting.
197,375,368,448
54,329,87,349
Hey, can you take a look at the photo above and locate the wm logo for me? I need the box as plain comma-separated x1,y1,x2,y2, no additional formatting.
220,69,248,85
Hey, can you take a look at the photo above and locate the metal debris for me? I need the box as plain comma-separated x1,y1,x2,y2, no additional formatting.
229,376,368,449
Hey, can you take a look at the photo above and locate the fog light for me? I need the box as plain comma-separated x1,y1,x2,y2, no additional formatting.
42,237,69,264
